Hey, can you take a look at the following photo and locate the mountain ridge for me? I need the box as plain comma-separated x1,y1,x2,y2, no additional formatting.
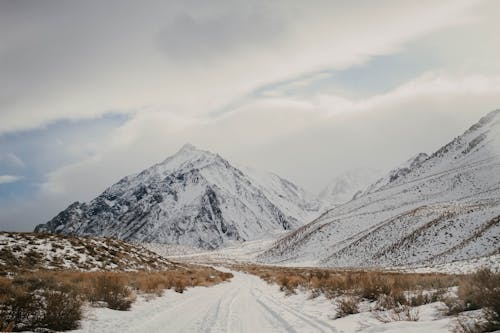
258,109,500,267
35,145,321,249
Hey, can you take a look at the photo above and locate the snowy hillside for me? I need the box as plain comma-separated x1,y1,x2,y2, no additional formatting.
0,232,174,271
35,144,321,249
319,168,381,207
363,153,428,195
259,110,500,267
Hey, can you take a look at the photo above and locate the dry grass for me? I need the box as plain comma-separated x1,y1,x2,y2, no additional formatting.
0,266,232,331
453,317,485,333
336,296,360,318
234,264,459,301
1,322,13,332
0,274,82,331
0,232,174,272
373,305,420,323
448,269,500,332
234,264,461,320
237,264,500,327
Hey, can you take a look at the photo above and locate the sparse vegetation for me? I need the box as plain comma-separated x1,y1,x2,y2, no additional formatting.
448,269,500,332
89,273,135,310
236,264,500,330
233,264,463,321
0,274,82,331
0,267,232,331
234,264,459,300
336,296,360,318
0,232,174,272
373,304,420,323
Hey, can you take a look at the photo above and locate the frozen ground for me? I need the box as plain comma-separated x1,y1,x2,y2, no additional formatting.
144,233,281,265
70,269,457,333
145,239,500,275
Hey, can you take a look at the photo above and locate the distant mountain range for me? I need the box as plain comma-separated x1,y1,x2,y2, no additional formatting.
259,110,500,267
319,169,381,207
35,144,321,249
36,110,500,268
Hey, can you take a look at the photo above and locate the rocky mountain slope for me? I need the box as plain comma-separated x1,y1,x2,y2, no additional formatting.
35,145,321,249
0,232,175,271
259,110,500,267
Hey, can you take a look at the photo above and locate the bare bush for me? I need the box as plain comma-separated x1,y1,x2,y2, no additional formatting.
453,316,487,333
89,273,135,310
278,275,303,295
373,305,419,323
336,296,360,318
0,265,232,331
173,278,187,293
454,269,500,332
233,264,459,302
0,276,82,331
1,322,14,332
39,288,82,330
443,296,467,316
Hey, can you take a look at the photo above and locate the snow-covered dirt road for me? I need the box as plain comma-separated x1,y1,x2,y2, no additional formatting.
73,270,454,333
74,270,337,333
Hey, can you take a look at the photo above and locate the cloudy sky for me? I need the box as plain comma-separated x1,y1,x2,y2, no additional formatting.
1,0,500,231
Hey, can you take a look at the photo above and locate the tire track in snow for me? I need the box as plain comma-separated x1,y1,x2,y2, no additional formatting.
250,287,337,333
73,270,339,333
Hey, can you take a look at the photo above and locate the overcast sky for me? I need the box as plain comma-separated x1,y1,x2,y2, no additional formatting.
1,0,500,231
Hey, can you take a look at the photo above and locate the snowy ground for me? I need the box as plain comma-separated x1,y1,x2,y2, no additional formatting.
144,233,281,265
70,269,456,333
145,239,500,275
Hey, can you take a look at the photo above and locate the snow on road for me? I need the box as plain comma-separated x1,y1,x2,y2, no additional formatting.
72,270,455,333
74,270,336,333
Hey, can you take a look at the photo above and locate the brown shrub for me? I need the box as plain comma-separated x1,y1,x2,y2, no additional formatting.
0,265,231,330
336,296,360,318
173,278,187,293
233,264,458,303
39,288,82,330
356,272,393,301
89,273,135,310
453,316,485,333
455,269,500,331
0,275,82,331
134,274,168,296
1,321,14,332
278,275,304,295
373,305,420,323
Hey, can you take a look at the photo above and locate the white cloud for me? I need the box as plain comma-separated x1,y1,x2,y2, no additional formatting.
0,175,23,184
0,0,483,133
38,72,500,202
3,0,500,231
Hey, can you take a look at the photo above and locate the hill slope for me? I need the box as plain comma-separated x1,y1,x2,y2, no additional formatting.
35,145,321,249
259,110,500,267
0,232,175,271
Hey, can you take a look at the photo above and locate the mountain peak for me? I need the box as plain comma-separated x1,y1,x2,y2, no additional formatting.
174,143,215,160
179,143,197,152
466,109,500,134
36,145,321,249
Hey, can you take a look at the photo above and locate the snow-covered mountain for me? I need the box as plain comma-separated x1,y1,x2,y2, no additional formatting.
319,169,381,207
259,110,500,267
35,144,321,249
362,153,428,195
